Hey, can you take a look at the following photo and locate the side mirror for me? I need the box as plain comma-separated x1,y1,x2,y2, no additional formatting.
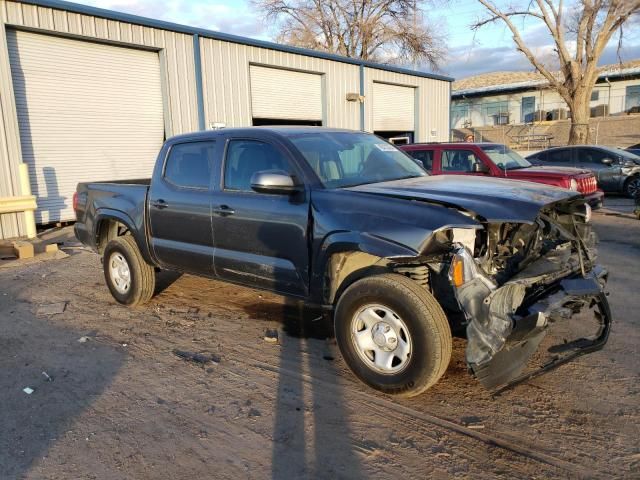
472,162,489,173
601,158,614,165
250,170,301,194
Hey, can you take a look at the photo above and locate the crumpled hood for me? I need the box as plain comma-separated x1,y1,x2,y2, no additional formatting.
345,175,578,223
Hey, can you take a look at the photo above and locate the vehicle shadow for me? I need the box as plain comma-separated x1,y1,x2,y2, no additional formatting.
244,299,364,478
0,290,124,478
154,270,183,295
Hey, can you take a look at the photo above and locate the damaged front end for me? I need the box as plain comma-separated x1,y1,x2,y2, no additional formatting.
442,198,611,392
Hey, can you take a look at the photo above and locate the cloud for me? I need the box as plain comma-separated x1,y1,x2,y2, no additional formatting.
443,37,640,80
75,0,268,39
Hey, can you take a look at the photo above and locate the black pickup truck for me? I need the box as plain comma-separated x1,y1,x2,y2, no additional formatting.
74,127,611,396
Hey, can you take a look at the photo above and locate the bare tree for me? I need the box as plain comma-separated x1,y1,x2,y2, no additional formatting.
252,0,444,68
473,0,640,144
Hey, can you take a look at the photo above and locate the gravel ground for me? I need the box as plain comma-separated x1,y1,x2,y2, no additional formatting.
0,212,638,479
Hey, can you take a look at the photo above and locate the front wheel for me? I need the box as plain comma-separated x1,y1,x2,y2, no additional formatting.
103,235,155,306
624,175,640,198
334,273,452,397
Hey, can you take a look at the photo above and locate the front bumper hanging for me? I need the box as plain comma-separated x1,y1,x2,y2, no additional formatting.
452,245,611,393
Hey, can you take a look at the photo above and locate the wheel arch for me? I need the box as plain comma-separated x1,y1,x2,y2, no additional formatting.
94,209,154,265
624,174,640,197
315,231,432,305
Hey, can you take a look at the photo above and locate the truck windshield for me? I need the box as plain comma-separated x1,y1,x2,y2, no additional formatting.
481,145,532,170
288,132,426,188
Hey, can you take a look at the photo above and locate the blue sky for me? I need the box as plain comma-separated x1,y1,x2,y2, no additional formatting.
75,0,640,80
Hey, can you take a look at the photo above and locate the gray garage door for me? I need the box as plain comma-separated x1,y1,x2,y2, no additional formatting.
8,29,165,223
250,65,323,123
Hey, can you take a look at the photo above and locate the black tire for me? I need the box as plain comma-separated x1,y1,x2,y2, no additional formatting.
624,175,640,198
103,235,155,306
334,273,452,397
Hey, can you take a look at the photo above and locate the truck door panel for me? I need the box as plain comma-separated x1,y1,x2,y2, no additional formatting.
211,138,309,296
148,140,217,275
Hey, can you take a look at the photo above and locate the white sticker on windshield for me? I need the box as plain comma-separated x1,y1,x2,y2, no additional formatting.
374,143,397,152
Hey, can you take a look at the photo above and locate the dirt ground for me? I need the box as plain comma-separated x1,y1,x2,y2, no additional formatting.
1,211,639,479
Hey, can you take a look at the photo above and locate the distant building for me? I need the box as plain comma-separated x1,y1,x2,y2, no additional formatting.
451,61,640,129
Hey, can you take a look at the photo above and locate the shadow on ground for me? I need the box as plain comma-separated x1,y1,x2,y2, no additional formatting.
242,299,364,478
0,286,124,478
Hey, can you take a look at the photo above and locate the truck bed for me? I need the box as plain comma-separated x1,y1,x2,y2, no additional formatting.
74,179,151,254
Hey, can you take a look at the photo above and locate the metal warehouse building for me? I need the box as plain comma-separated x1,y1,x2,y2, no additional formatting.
0,0,452,240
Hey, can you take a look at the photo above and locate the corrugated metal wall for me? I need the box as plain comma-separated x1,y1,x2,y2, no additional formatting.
200,38,361,130
0,20,25,238
0,0,199,237
364,67,450,142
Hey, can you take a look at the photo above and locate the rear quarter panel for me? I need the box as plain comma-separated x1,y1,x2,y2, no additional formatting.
75,182,154,264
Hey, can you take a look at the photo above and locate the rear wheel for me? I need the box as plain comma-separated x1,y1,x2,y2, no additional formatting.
624,175,640,198
334,273,452,397
103,235,155,306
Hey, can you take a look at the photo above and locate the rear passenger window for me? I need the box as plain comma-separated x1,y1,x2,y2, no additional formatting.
547,149,571,163
164,141,215,189
529,151,545,162
408,150,433,170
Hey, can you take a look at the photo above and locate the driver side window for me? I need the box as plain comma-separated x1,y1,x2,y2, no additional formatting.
441,149,482,172
579,148,614,164
224,140,292,191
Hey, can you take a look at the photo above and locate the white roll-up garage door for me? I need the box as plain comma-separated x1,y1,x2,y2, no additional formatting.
8,30,164,223
250,65,322,121
373,82,415,131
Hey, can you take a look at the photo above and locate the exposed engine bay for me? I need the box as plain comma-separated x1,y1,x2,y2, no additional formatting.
424,197,611,391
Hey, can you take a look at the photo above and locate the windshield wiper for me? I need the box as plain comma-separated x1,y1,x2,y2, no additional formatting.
338,174,423,189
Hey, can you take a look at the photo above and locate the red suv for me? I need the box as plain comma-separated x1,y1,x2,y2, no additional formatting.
400,143,604,209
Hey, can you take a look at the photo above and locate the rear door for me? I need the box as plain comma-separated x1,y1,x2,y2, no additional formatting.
148,140,218,275
542,148,574,168
405,149,434,172
210,135,310,297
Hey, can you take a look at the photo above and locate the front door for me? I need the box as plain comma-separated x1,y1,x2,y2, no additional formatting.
148,140,217,275
211,137,309,296
575,147,620,190
439,149,490,176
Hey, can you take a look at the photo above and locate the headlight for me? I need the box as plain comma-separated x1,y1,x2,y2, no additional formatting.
569,179,578,191
449,246,497,290
449,246,481,288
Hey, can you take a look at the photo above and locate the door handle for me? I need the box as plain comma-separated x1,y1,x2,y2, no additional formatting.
212,205,235,216
151,199,169,209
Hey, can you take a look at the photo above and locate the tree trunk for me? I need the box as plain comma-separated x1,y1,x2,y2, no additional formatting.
568,99,591,144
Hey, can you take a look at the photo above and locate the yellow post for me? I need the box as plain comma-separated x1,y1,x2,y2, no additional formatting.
18,163,37,239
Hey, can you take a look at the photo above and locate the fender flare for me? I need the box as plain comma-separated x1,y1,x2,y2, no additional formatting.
312,231,423,304
94,209,155,265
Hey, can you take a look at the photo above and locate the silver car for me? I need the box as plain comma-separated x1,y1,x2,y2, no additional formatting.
527,145,640,197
